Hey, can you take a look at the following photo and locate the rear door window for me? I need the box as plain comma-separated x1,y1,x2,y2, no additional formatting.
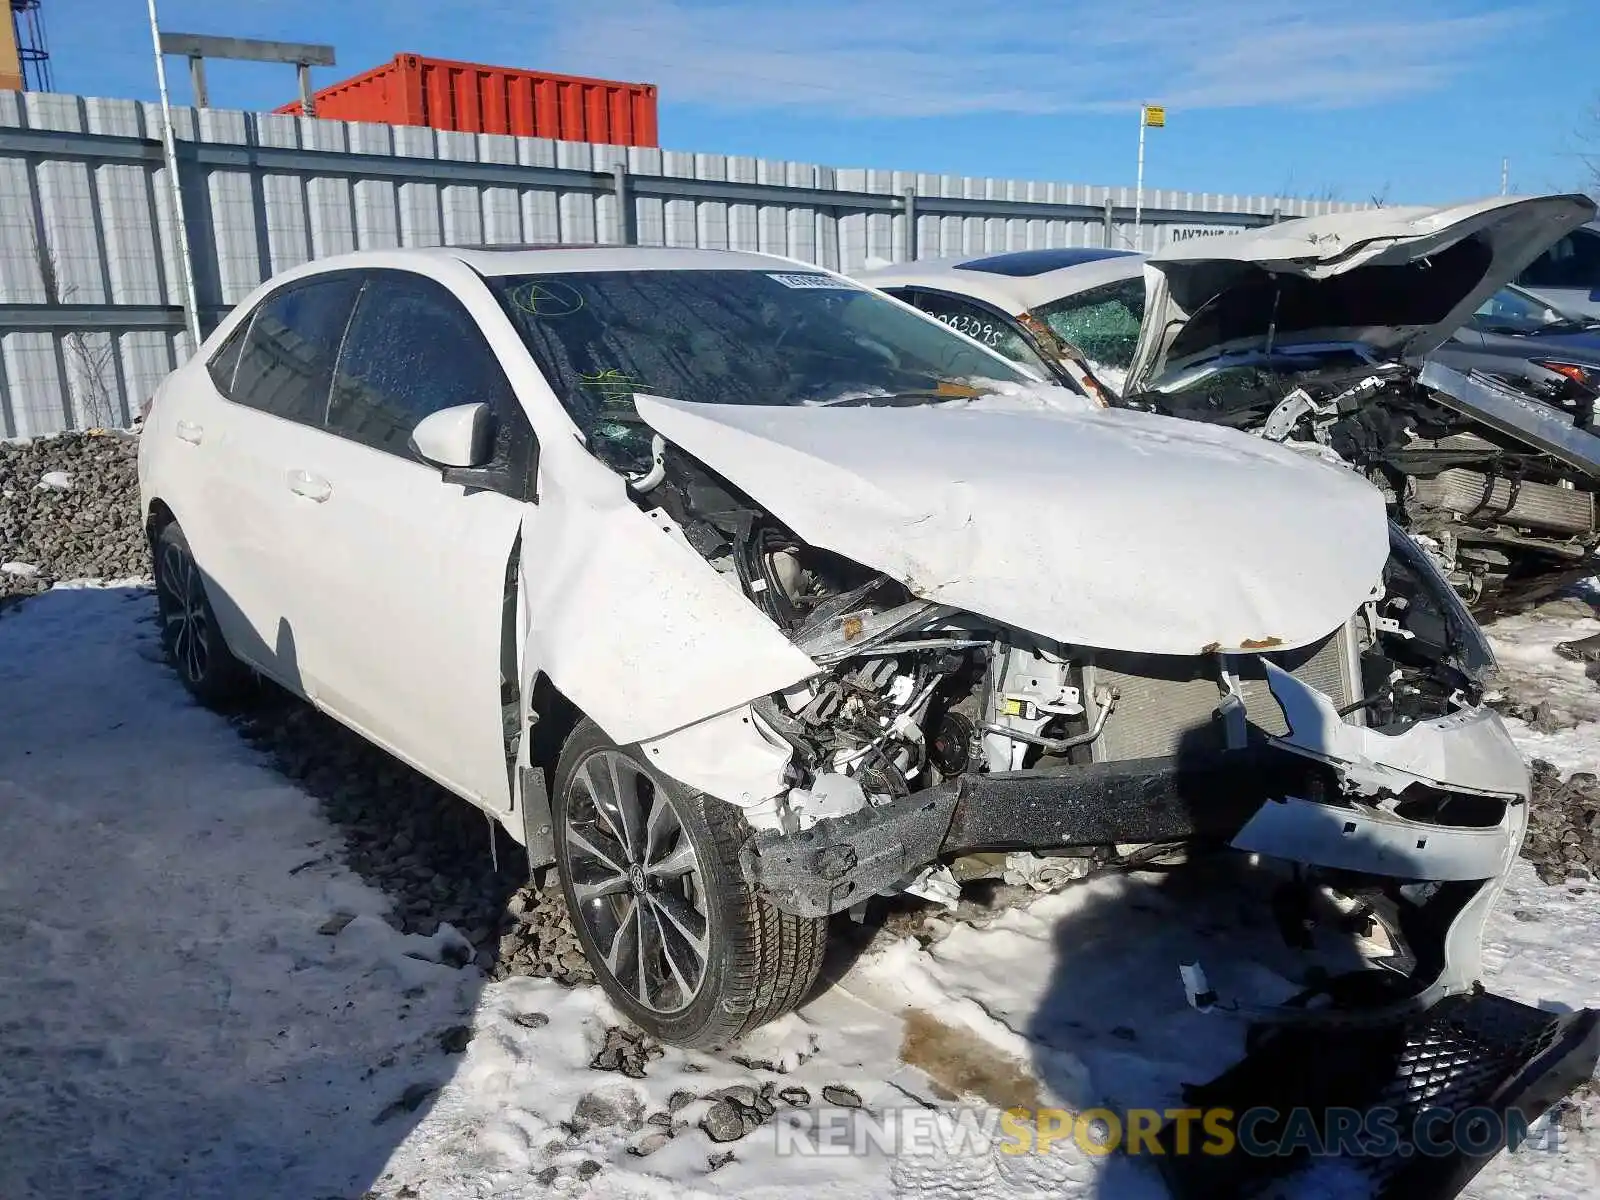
905,290,1053,375
327,271,516,460
228,275,360,425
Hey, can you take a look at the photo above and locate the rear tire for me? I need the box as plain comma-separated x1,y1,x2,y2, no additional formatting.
552,718,826,1049
152,520,253,708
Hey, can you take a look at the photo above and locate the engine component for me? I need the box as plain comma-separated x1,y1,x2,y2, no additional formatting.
926,711,974,775
1408,468,1595,536
786,772,869,830
1080,631,1358,762
1191,359,1600,616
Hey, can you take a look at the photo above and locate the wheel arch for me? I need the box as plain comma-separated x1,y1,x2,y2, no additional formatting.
518,670,583,869
144,497,178,548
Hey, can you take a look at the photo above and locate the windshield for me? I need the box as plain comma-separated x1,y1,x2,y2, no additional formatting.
488,269,1028,435
1471,285,1590,335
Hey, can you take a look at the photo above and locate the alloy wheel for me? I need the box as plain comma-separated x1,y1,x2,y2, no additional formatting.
157,539,210,685
561,749,710,1013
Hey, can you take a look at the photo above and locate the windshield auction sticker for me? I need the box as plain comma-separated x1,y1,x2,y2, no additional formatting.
766,273,860,289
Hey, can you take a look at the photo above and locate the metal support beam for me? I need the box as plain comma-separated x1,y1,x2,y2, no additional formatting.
187,56,207,108
611,161,632,245
156,33,335,67
297,63,315,118
0,303,214,331
902,187,917,261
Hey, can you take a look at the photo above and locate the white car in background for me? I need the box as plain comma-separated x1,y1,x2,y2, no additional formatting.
857,195,1600,617
138,244,1596,1191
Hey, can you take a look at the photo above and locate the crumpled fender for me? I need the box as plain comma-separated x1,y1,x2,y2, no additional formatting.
516,481,817,756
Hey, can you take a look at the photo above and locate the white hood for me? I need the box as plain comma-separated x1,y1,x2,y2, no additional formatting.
634,393,1391,657
1126,194,1598,394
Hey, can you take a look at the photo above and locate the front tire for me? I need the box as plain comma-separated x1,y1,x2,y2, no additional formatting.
552,719,827,1048
152,520,252,707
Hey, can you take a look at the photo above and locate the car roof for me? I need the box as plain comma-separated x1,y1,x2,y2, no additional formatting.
279,244,829,279
854,248,1146,313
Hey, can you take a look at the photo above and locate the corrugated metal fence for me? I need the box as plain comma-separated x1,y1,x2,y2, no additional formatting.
0,89,1361,438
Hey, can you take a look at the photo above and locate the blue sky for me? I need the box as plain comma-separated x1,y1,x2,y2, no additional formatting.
43,0,1600,204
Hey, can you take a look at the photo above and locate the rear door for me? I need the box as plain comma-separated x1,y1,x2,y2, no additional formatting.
177,273,360,690
287,269,535,812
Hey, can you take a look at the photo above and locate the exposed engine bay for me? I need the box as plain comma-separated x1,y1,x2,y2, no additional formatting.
1126,357,1600,619
595,414,1514,951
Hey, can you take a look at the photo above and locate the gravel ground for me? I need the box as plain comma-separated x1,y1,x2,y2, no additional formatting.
8,431,1600,966
1527,760,1600,885
0,432,145,599
229,694,595,984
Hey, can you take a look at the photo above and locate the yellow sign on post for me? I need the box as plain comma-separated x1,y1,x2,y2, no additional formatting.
1143,104,1166,128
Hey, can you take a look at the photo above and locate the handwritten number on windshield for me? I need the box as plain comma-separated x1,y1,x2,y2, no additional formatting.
933,312,1005,348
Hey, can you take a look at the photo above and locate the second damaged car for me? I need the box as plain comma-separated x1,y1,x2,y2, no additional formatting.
138,246,1595,1192
858,195,1600,616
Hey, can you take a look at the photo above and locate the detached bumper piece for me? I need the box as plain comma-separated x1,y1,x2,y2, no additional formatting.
1156,987,1600,1200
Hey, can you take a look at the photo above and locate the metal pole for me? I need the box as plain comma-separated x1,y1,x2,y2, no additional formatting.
611,161,631,244
1501,157,1509,196
188,55,207,108
1134,105,1147,246
146,0,202,349
1103,197,1114,247
902,187,917,261
298,62,315,117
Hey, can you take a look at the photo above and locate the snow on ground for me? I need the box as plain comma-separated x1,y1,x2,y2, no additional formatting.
1489,599,1600,775
3,586,1600,1200
0,587,486,1199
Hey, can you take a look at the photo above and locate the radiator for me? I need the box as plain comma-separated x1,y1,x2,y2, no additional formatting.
1083,628,1356,762
1410,468,1594,536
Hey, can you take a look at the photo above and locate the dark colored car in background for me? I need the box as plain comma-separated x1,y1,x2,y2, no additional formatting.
1437,283,1600,424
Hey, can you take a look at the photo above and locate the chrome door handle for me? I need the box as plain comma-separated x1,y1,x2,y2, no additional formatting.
286,470,332,503
175,420,203,445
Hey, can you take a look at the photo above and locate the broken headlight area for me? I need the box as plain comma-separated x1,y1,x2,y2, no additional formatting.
1128,358,1600,618
626,434,1512,868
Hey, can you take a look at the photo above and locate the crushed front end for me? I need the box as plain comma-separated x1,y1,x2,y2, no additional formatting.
606,397,1596,1196
712,512,1598,1197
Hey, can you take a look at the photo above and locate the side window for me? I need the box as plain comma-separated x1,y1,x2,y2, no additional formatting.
229,276,360,424
206,316,250,395
1035,279,1146,373
908,291,1052,375
328,272,514,459
1518,229,1600,289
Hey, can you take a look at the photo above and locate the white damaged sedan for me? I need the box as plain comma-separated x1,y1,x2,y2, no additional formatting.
139,246,1596,1185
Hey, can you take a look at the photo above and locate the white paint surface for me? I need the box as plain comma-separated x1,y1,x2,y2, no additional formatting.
636,392,1391,657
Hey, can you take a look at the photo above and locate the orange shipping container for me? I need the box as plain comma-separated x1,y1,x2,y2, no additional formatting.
275,53,658,147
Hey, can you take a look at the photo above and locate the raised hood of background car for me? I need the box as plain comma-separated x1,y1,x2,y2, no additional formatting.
634,393,1391,657
1125,194,1598,394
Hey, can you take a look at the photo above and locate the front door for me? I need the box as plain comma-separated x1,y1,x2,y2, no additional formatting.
287,269,536,812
